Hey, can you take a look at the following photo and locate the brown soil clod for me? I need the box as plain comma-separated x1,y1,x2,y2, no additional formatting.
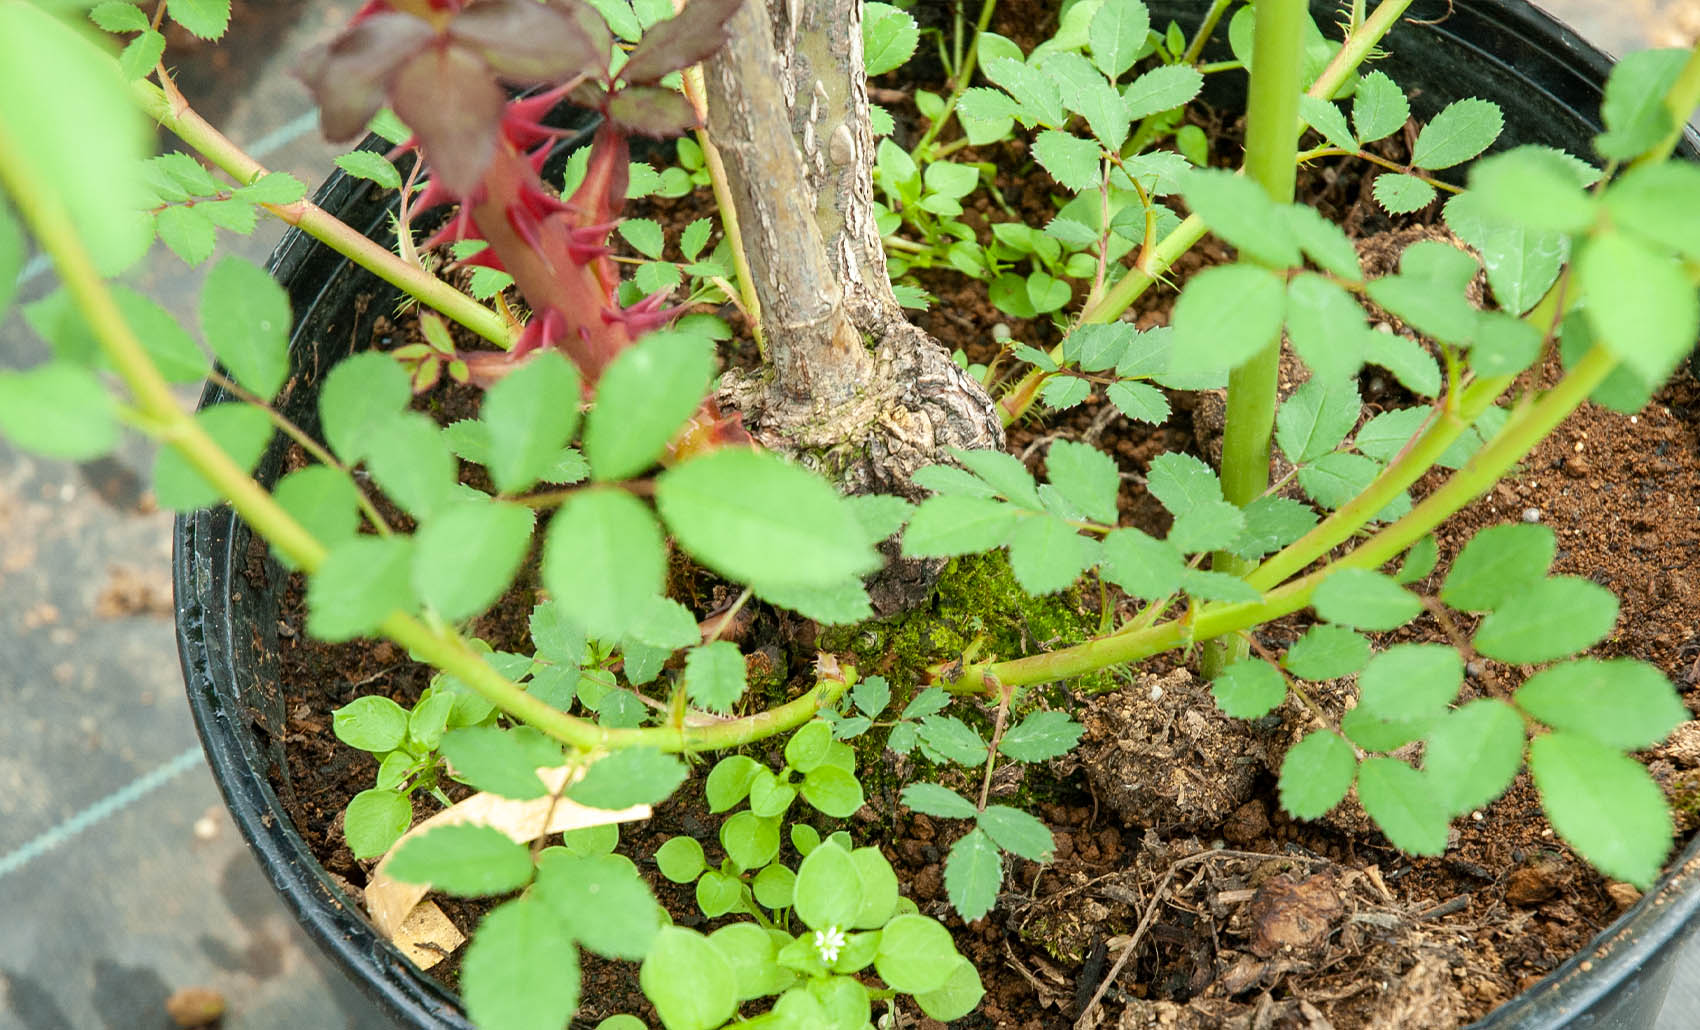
1066,668,1276,832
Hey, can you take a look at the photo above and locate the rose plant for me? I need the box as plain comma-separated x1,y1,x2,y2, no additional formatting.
2,0,1699,1027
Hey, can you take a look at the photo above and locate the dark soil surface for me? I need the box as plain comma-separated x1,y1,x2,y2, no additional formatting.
256,7,1700,1028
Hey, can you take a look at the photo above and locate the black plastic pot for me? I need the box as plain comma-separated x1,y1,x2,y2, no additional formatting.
177,3,1699,1027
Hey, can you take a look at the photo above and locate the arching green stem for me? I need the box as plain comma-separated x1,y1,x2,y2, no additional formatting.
947,346,1618,695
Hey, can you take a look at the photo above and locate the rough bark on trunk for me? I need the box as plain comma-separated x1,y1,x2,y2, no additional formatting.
704,0,1004,612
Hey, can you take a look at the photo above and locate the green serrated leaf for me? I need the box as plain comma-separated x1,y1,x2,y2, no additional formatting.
1088,0,1148,79
388,823,533,896
1464,146,1599,234
917,716,989,766
1211,661,1287,719
0,361,118,460
1441,523,1555,611
998,710,1084,762
1373,173,1437,215
977,805,1053,861
584,328,712,481
413,500,535,622
362,412,455,520
1362,329,1441,397
1032,129,1102,193
439,725,549,800
1098,527,1184,598
982,54,1065,126
1530,732,1672,888
1234,496,1317,560
1040,374,1090,410
1356,643,1463,723
318,352,411,463
1300,95,1357,151
118,28,165,79
950,448,1045,509
1357,758,1449,855
1283,206,1362,281
863,1,920,75
1473,576,1617,665
1179,568,1262,603
1352,70,1409,143
1410,97,1503,169
153,402,273,511
1515,659,1685,751
943,829,1001,922
1596,48,1690,162
1182,168,1301,268
168,0,229,39
1006,514,1090,595
156,205,217,265
657,448,879,589
542,488,665,642
1283,624,1370,680
902,782,978,820
1284,274,1367,383
462,898,580,1030
1167,499,1246,554
1107,379,1170,423
1311,569,1422,631
237,171,306,205
1397,536,1440,585
334,150,401,190
616,217,665,260
1578,230,1699,386
1277,376,1360,464
683,641,746,714
569,748,686,810
1424,699,1526,815
1297,452,1381,512
1278,730,1356,819
466,349,585,493
1444,189,1569,316
1145,451,1222,511
1354,407,1430,463
271,465,359,569
1122,63,1202,121
306,535,416,641
1168,263,1285,375
91,1,149,32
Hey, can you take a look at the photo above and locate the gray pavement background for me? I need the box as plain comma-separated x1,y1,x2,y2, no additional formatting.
0,2,1696,1028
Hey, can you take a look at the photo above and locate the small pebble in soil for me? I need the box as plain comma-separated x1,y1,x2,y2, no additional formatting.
165,986,225,1028
1522,507,1542,523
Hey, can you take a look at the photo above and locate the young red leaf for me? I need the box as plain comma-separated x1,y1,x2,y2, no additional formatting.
449,0,608,83
299,13,435,141
618,0,742,85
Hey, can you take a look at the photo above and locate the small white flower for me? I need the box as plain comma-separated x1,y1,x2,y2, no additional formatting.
813,925,847,964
